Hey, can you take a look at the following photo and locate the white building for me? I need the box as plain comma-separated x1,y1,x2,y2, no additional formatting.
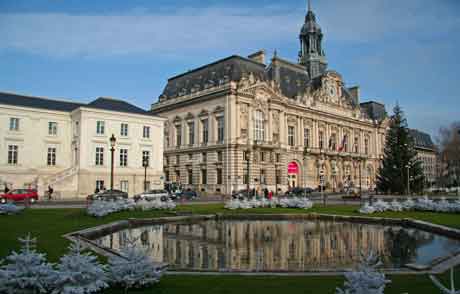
0,92,165,199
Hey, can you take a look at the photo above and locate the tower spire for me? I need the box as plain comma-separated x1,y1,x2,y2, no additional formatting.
308,0,312,12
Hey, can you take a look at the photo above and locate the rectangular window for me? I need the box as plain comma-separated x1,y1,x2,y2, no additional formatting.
142,151,150,167
319,131,324,149
120,123,128,137
243,169,249,185
96,180,105,191
176,155,180,164
95,147,104,166
217,151,223,162
7,145,18,165
365,138,369,155
9,118,19,131
176,125,182,147
201,169,207,185
143,126,150,138
276,153,281,163
48,122,58,135
120,180,129,193
260,152,265,162
119,149,128,167
217,168,223,185
288,126,295,146
276,170,281,185
47,147,56,166
354,137,359,153
188,122,195,145
202,152,207,162
330,134,337,151
304,128,310,147
217,116,224,143
202,119,209,144
96,121,105,135
188,169,193,184
165,171,170,182
260,169,266,184
188,153,193,160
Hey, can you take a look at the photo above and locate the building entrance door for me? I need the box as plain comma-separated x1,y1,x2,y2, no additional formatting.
287,162,299,188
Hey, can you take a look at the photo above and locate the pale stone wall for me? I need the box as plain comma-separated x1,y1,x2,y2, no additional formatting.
0,102,165,199
152,80,386,196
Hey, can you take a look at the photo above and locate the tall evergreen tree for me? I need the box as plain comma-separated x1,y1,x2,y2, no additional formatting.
376,104,424,194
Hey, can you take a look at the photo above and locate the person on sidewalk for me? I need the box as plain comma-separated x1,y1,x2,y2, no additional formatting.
47,185,54,200
4,185,10,194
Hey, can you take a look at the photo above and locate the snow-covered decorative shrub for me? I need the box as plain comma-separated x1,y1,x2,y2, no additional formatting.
358,202,375,214
224,197,313,210
388,200,403,212
52,240,108,294
336,251,390,294
402,198,415,210
87,198,176,217
0,234,55,294
108,237,163,292
372,199,390,212
359,196,460,215
0,203,24,215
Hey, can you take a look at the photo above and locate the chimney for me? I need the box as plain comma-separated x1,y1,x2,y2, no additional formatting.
248,50,266,65
348,86,360,102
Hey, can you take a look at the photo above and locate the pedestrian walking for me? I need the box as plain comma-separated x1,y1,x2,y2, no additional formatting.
47,185,54,200
268,190,273,200
264,188,268,199
4,185,9,194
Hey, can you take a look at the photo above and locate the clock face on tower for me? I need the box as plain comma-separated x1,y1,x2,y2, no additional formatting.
325,80,337,101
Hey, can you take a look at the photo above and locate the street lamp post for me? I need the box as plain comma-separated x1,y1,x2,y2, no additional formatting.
143,158,148,192
358,158,362,198
109,134,116,191
245,149,250,198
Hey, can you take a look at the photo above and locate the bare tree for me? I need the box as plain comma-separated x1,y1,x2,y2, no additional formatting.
436,121,460,188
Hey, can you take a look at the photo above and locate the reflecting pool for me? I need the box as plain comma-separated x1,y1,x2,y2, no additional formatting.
94,220,460,272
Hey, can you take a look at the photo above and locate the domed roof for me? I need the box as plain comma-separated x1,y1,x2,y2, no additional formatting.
300,10,322,35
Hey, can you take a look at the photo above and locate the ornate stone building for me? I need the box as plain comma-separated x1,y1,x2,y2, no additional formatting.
409,129,437,186
151,4,389,195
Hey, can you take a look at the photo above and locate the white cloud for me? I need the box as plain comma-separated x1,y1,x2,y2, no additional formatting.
0,1,458,57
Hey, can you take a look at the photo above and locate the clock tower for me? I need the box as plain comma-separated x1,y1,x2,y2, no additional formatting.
298,0,328,78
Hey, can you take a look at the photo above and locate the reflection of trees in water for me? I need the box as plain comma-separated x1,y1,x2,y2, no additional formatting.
384,227,434,266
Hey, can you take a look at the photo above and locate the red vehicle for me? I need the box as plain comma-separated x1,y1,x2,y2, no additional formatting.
0,189,39,204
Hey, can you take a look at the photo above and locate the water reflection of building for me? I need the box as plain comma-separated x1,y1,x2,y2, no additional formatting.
97,220,396,271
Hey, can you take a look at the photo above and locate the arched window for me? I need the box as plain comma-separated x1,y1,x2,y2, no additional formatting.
254,110,265,141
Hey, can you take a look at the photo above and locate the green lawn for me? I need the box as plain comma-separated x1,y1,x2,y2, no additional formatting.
1,204,460,293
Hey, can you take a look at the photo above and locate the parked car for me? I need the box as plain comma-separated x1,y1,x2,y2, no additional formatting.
285,187,314,197
133,189,169,202
87,189,128,201
178,190,199,200
0,189,39,204
232,189,251,200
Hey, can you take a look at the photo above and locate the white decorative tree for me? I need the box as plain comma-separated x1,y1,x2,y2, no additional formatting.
52,240,108,294
336,251,390,294
108,237,163,293
0,234,55,294
430,268,460,294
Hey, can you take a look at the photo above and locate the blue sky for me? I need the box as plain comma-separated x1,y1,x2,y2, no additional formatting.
1,0,459,138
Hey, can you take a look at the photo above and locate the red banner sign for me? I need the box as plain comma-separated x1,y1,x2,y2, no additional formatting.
287,162,299,174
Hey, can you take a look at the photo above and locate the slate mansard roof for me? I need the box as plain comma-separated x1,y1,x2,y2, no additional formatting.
409,129,436,151
0,92,149,115
158,54,362,109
